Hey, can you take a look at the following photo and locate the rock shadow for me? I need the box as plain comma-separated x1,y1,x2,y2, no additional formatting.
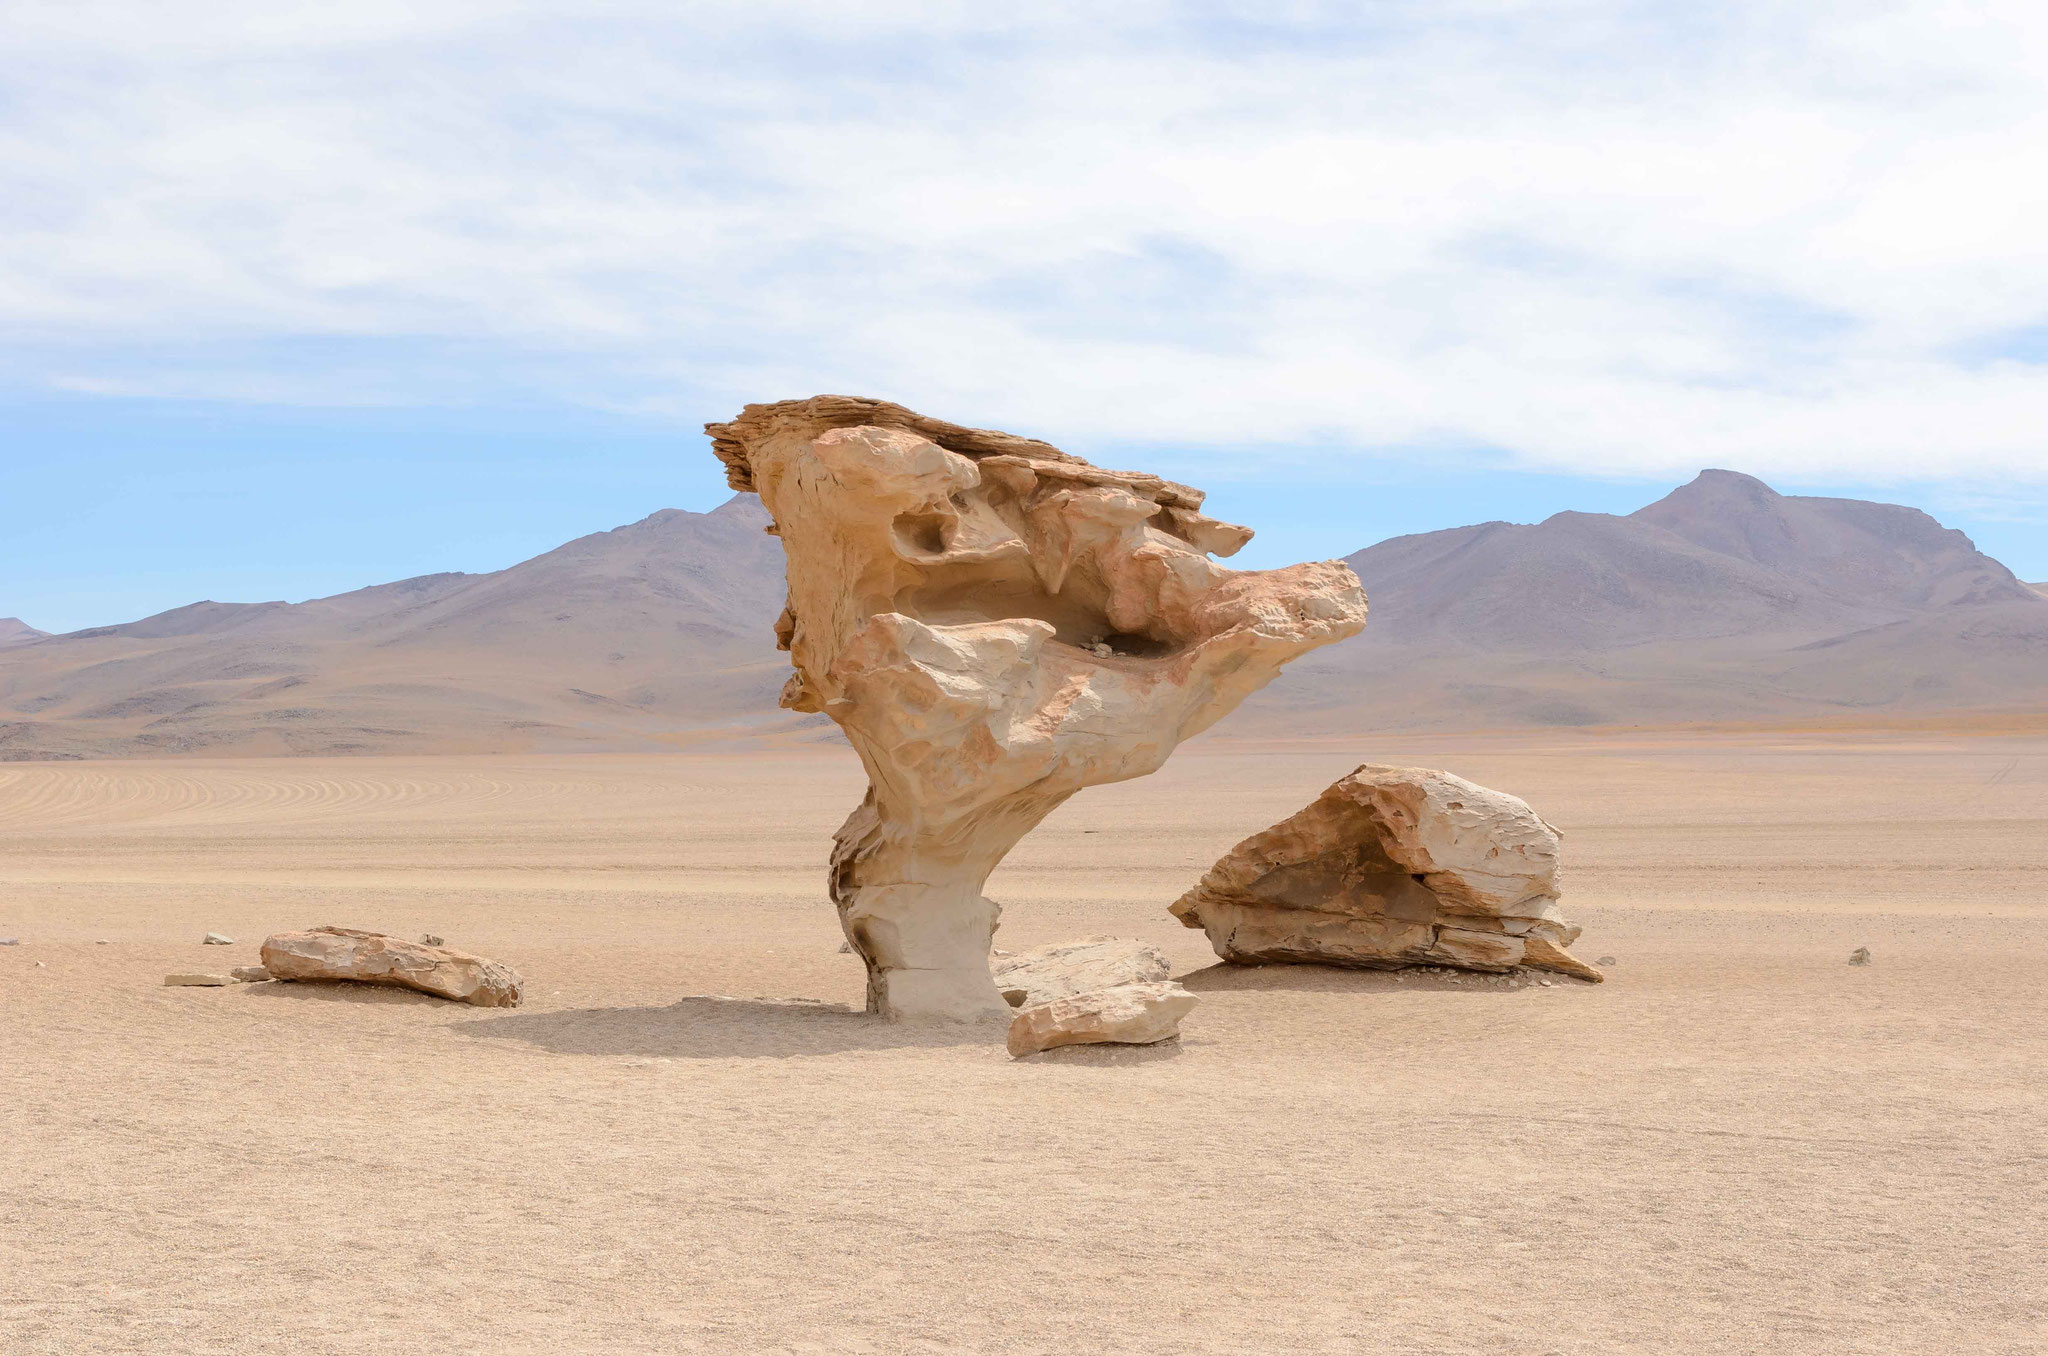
1176,961,1566,994
247,979,453,1006
1014,1038,1186,1066
457,995,1002,1060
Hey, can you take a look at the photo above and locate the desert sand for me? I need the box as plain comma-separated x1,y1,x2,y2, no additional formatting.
3,733,2045,1354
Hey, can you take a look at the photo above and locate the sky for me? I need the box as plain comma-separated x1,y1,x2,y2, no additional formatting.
5,0,2047,632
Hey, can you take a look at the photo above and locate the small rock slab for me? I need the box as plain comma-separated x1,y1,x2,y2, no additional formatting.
164,973,234,987
230,965,271,983
202,933,234,945
1007,981,1197,1057
261,927,523,1007
992,937,1171,1008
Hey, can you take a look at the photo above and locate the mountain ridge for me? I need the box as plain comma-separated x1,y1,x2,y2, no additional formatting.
3,475,2044,758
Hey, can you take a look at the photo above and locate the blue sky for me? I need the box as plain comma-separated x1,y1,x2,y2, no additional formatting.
5,2,2047,631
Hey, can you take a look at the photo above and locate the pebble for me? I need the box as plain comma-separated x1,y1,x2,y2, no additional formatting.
1849,947,1872,966
1596,956,1617,967
421,934,445,947
202,933,234,946
0,937,18,946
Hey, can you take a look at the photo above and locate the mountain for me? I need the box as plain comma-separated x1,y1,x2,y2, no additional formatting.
0,619,48,648
1241,470,2048,731
0,497,796,760
4,473,2044,759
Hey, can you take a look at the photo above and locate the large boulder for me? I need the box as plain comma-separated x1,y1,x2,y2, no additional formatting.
991,937,1171,1008
260,927,524,1006
1006,981,1198,1057
707,396,1367,1021
1171,765,1601,981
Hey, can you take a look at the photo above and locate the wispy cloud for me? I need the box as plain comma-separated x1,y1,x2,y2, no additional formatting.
5,0,2048,483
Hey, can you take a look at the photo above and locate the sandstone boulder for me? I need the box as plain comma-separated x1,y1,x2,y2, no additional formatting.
991,937,1172,1008
707,396,1367,1020
260,927,523,1006
1006,981,1198,1056
1171,764,1601,981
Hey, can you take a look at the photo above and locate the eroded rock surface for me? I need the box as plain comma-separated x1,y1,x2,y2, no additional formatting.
991,937,1171,1008
1006,981,1198,1056
707,396,1367,1020
1171,765,1601,981
260,927,523,1006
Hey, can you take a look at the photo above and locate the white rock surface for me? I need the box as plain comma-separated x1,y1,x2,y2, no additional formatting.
991,937,1172,1008
260,927,523,1007
1006,981,1198,1057
1172,764,1601,981
708,396,1367,1020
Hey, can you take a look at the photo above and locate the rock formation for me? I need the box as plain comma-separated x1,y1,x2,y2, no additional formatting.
1171,764,1601,981
707,396,1367,1020
1007,981,1198,1057
991,937,1171,1008
260,927,524,1006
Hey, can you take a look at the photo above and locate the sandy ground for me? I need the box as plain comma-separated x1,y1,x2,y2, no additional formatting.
3,734,2045,1354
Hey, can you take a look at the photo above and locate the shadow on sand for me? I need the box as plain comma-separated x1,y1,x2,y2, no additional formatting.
247,979,454,1006
1176,961,1569,995
455,995,1005,1060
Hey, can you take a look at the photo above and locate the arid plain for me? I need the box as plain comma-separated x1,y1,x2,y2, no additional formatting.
4,731,2044,1354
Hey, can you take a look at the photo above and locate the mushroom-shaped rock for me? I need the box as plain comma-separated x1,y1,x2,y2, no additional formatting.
708,396,1368,1020
260,927,523,1006
1171,764,1601,981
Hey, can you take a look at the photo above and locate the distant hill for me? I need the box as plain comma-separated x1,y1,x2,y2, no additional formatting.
2031,582,2048,600
0,619,47,649
1242,470,2048,731
4,472,2044,759
0,498,794,759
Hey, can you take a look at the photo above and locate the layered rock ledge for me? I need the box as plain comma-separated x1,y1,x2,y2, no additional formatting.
1171,764,1601,981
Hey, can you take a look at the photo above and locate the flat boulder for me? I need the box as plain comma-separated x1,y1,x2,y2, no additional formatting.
260,927,523,1007
991,937,1171,1008
1171,764,1601,981
1007,981,1197,1057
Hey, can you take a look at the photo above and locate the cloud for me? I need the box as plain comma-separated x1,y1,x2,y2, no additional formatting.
4,0,2048,484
